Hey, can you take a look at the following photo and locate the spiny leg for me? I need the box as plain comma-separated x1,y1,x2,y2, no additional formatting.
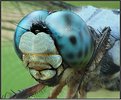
10,83,45,99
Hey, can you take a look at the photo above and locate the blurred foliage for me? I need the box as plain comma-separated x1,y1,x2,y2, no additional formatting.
66,1,120,9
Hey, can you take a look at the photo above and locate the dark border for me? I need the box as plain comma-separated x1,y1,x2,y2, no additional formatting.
1,0,120,1
0,0,120,99
0,0,1,99
0,2,1,98
120,0,121,99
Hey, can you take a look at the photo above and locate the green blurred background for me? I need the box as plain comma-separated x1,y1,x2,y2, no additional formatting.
1,1,120,98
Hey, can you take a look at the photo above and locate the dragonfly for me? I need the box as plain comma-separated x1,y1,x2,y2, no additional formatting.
9,6,120,99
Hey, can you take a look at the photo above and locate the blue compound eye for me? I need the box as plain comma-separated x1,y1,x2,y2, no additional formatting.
14,10,95,69
14,10,49,59
45,11,95,68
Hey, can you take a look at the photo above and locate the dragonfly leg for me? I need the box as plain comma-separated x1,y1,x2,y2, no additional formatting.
79,86,87,98
9,83,45,99
48,82,66,98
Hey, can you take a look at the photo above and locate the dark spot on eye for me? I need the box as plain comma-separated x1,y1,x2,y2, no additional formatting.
69,36,77,45
64,13,73,26
78,50,82,58
66,53,74,59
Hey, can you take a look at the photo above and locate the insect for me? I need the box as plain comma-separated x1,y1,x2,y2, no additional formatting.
10,6,120,99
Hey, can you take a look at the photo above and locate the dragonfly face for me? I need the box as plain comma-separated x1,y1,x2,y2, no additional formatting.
19,31,64,86
14,10,95,86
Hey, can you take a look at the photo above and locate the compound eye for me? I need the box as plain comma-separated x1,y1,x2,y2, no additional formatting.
45,11,94,68
14,10,49,60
